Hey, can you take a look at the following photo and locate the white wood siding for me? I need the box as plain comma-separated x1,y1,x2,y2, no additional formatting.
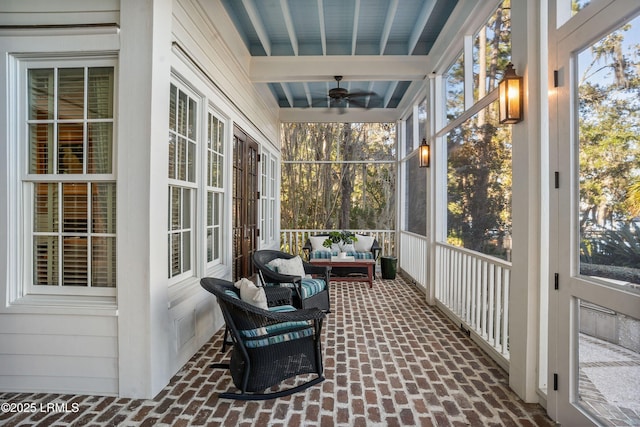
0,314,118,395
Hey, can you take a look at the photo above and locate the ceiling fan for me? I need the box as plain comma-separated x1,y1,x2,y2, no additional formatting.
326,76,377,111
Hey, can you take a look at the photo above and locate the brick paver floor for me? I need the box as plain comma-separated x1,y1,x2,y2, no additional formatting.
0,275,555,426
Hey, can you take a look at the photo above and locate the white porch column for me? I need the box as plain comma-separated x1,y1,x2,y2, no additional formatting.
117,0,172,398
508,0,547,403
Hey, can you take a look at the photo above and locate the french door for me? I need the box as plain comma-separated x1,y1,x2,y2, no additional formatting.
550,1,640,425
232,126,259,281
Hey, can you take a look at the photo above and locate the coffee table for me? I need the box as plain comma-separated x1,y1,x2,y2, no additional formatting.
309,258,376,288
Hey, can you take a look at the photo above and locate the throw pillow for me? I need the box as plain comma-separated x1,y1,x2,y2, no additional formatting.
234,278,268,310
354,234,375,253
309,235,331,252
274,255,306,278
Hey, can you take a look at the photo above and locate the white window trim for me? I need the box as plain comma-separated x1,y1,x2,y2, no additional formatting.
204,105,226,269
16,55,118,300
168,79,201,287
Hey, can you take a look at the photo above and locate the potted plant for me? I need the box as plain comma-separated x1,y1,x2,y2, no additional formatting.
323,231,358,257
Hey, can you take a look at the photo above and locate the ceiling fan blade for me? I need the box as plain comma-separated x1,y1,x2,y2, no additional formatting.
347,98,368,109
346,90,377,98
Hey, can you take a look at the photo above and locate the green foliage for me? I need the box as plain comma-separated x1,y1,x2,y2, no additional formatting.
322,231,358,250
581,222,640,269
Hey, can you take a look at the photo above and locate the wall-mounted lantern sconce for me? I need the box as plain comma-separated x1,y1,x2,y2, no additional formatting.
499,62,524,124
419,138,430,168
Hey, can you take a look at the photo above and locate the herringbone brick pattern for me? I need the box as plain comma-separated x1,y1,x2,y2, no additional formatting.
0,275,554,426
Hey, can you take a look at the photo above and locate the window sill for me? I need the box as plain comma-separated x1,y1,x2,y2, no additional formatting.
4,294,117,316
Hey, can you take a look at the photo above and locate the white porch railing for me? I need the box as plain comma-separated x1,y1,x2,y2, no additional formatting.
399,232,428,291
435,243,511,368
280,229,396,258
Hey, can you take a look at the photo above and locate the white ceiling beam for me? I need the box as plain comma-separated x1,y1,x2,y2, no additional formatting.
365,81,375,108
408,0,436,54
250,55,427,82
303,82,313,107
383,81,399,108
281,82,294,107
242,0,271,56
279,108,401,123
351,0,361,55
317,0,326,55
379,0,399,55
280,0,298,56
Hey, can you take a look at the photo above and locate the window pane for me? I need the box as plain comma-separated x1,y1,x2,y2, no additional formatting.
578,15,640,291
168,133,176,179
87,67,114,119
34,183,58,232
170,234,180,276
177,91,188,136
28,68,53,120
92,183,116,234
88,122,113,173
207,228,213,262
406,113,414,154
182,231,191,273
447,101,512,260
58,123,84,174
183,188,191,229
169,84,177,131
177,137,186,181
29,123,54,174
445,52,465,123
405,155,427,235
92,236,116,287
170,186,180,230
578,300,639,423
214,227,220,260
418,99,427,145
62,237,88,286
34,236,59,286
188,141,195,182
473,2,511,103
62,183,88,234
188,98,196,140
57,68,84,120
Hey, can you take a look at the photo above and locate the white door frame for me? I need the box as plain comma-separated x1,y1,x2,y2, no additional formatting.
548,1,640,425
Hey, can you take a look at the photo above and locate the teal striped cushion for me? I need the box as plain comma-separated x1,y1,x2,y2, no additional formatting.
300,278,326,299
265,281,325,299
224,290,240,299
240,321,313,348
310,250,373,260
269,305,297,313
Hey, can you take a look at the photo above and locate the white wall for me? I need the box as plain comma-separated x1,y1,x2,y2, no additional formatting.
0,0,281,399
0,2,121,396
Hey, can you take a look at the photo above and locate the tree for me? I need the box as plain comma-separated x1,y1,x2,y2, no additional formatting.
281,122,396,232
446,1,513,259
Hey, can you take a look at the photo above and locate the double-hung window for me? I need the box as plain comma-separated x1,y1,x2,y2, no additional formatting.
168,83,197,282
168,80,226,282
206,111,224,266
24,59,117,295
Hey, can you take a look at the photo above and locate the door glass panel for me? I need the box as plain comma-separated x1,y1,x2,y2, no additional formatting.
577,299,640,424
577,15,640,294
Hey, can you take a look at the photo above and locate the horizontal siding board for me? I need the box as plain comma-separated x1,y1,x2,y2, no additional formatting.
0,354,117,378
0,375,118,396
0,314,116,336
2,334,118,358
0,1,119,26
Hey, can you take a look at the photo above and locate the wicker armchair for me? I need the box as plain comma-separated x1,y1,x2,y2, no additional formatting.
253,250,331,312
200,277,326,400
